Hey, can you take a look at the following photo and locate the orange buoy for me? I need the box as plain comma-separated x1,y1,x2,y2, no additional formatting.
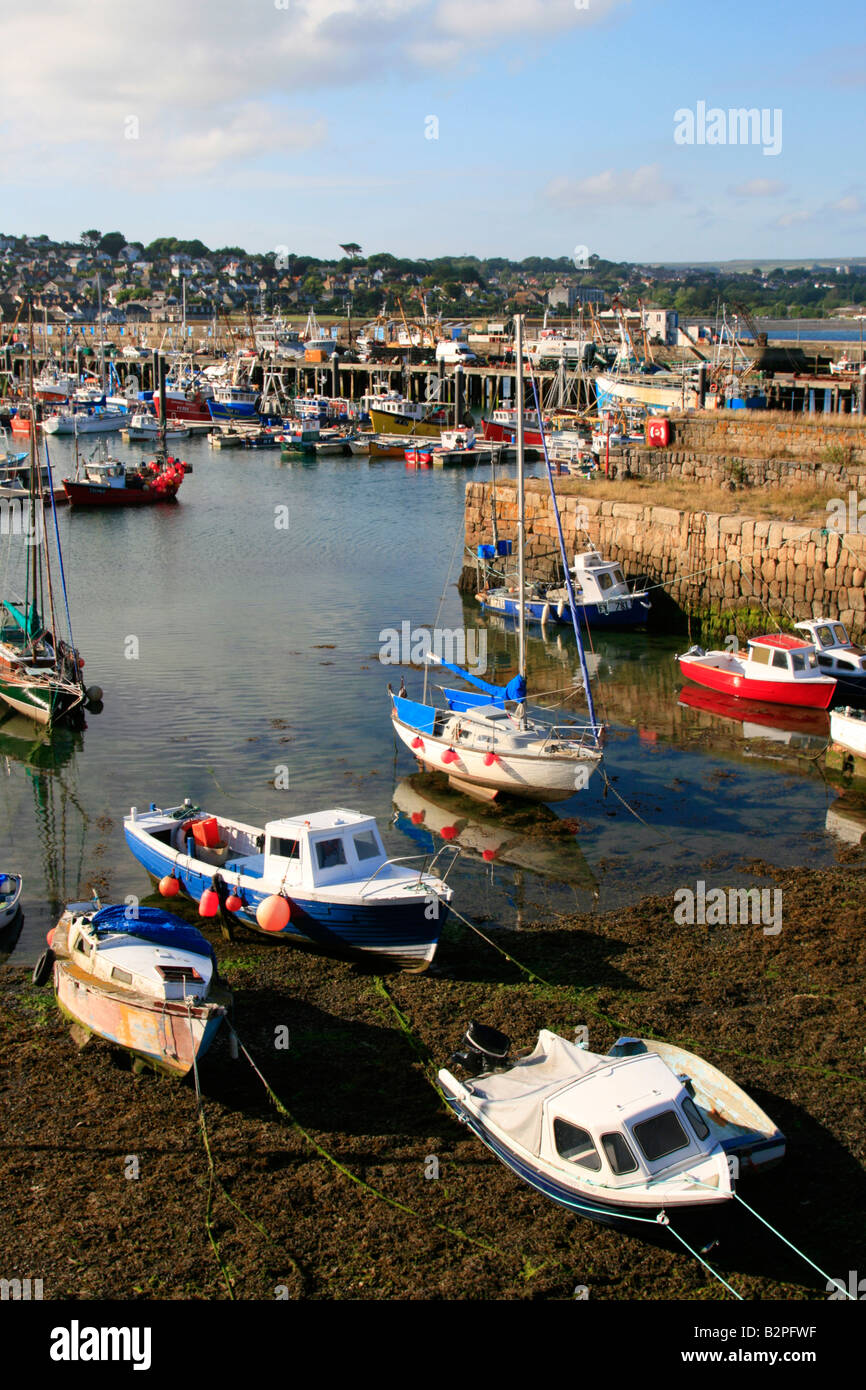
159,875,181,897
198,888,219,918
256,894,291,933
440,824,458,840
442,748,458,764
46,928,56,946
482,849,497,862
225,894,243,913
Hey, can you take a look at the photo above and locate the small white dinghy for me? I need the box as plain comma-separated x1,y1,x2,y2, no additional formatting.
0,873,23,928
38,903,231,1077
439,1025,784,1231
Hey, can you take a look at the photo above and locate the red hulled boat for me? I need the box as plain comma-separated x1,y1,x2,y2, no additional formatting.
678,634,837,709
62,455,187,507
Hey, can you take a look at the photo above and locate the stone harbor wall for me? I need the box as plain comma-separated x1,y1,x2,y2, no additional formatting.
462,478,866,640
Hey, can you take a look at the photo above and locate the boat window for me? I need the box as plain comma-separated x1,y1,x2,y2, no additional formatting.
681,1097,710,1141
750,645,770,665
771,650,788,670
601,1132,638,1175
272,837,300,860
632,1110,690,1162
817,625,835,647
598,573,613,591
612,569,625,585
817,653,833,669
111,966,133,985
315,837,347,870
553,1118,601,1171
833,625,849,645
807,651,818,669
791,651,806,672
353,830,381,861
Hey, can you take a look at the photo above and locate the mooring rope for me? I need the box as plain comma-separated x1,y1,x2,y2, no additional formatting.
436,897,866,1089
226,1021,519,1263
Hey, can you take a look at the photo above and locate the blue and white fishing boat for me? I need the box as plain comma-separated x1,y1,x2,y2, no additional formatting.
388,315,604,804
439,1026,785,1232
0,873,23,928
477,549,651,631
124,801,455,971
206,383,260,422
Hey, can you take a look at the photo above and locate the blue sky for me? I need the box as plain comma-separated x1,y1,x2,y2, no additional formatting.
3,0,863,261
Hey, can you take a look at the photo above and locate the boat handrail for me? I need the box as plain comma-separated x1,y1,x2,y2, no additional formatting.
357,846,458,896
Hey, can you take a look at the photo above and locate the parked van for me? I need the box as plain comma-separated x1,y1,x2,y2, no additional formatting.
435,341,477,366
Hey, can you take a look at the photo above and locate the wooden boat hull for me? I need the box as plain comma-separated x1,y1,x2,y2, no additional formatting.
368,410,443,438
0,672,83,726
54,957,227,1077
679,656,836,709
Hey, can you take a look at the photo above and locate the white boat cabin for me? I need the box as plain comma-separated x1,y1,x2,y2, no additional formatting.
743,634,823,681
83,459,129,487
61,905,213,1003
571,551,630,603
445,1032,732,1201
794,618,866,677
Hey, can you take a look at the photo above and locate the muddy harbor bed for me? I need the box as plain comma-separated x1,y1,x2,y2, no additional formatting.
1,861,864,1302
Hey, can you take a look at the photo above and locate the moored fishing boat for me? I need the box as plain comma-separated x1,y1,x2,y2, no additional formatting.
124,801,455,971
62,454,186,507
678,634,837,709
43,403,131,435
124,411,191,441
41,902,230,1077
439,1026,785,1232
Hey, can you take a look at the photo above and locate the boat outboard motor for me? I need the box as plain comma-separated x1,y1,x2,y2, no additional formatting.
450,1019,511,1076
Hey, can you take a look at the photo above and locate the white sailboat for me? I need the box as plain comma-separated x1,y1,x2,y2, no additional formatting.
388,316,604,804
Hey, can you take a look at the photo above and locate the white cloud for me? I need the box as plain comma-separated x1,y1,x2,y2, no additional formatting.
830,195,863,214
0,0,631,182
546,164,678,208
775,209,813,228
729,178,787,198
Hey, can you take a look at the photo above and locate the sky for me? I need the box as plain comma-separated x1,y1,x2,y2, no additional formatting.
1,0,863,263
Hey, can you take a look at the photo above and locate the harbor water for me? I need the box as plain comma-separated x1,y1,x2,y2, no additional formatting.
0,433,853,963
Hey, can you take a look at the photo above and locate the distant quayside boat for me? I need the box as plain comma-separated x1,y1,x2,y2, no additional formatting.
477,550,650,631
124,802,455,971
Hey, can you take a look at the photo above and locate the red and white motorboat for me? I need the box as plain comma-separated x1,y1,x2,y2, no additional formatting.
678,634,837,709
481,408,554,447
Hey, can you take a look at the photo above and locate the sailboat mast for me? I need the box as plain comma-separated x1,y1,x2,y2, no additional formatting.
515,314,526,686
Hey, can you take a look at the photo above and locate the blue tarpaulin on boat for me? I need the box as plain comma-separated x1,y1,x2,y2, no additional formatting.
91,905,216,961
393,695,436,734
433,659,526,709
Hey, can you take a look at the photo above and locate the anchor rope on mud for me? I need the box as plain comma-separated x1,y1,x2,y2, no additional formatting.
187,1003,304,1299
224,1020,522,1266
683,1174,856,1299
433,897,866,1088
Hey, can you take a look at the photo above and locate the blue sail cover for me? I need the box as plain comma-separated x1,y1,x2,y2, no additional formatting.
435,660,526,711
91,905,216,961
